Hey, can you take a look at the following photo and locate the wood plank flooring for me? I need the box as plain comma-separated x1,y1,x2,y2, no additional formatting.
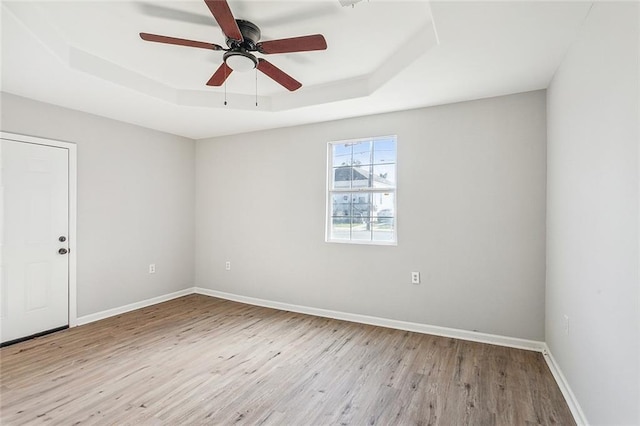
0,294,575,425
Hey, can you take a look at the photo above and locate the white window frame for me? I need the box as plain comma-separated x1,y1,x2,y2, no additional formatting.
325,135,397,246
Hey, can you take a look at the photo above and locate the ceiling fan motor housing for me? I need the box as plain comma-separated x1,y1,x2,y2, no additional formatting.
226,20,261,50
223,20,261,72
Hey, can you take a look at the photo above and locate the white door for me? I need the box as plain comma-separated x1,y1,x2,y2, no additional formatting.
1,139,70,344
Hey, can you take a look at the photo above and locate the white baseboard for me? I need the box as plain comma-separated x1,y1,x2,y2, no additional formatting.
75,288,194,326
194,287,546,353
542,345,589,426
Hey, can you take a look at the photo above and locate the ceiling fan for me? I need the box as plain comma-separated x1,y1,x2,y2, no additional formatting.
139,0,327,91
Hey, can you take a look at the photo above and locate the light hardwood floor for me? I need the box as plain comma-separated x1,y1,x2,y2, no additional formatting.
0,294,574,425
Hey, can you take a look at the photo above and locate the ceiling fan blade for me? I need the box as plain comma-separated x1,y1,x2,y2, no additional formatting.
206,62,233,86
140,33,224,51
257,35,327,55
204,0,243,42
257,59,302,91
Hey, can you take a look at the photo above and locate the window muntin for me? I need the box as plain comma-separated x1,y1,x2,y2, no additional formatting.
327,136,397,244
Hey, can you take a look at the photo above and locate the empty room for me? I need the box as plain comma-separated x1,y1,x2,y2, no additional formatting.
1,0,638,425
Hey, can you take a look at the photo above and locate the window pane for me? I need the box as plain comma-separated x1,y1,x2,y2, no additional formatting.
334,165,373,190
351,217,372,241
372,192,394,218
331,193,352,218
332,143,352,168
372,164,396,188
333,166,353,189
373,139,396,165
352,141,372,166
331,217,351,240
373,218,395,242
350,165,372,189
352,192,372,218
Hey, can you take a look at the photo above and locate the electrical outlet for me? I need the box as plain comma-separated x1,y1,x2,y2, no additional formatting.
225,261,231,271
411,271,420,284
149,264,156,274
563,314,569,335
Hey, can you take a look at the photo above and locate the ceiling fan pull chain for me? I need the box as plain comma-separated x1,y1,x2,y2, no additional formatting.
224,66,228,106
255,68,258,107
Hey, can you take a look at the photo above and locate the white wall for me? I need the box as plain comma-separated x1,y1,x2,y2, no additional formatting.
546,3,639,425
196,91,547,341
1,92,196,317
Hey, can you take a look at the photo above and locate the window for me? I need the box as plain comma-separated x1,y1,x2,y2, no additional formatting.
326,136,397,245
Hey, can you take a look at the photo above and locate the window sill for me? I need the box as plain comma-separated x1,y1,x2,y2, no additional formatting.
325,239,397,246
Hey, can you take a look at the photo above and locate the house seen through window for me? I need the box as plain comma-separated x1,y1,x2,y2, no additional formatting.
327,136,397,244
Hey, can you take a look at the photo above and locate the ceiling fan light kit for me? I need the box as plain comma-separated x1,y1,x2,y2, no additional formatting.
224,51,257,72
139,0,327,92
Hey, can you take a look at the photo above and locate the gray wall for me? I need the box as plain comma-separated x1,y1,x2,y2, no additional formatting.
546,3,639,425
1,93,196,317
196,91,547,341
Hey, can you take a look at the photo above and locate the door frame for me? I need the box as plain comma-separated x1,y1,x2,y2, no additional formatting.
1,131,78,327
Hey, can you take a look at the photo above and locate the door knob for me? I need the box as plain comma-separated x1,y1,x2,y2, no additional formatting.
58,248,68,255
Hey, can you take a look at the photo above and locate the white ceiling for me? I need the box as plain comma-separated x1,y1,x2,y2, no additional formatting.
1,1,592,140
